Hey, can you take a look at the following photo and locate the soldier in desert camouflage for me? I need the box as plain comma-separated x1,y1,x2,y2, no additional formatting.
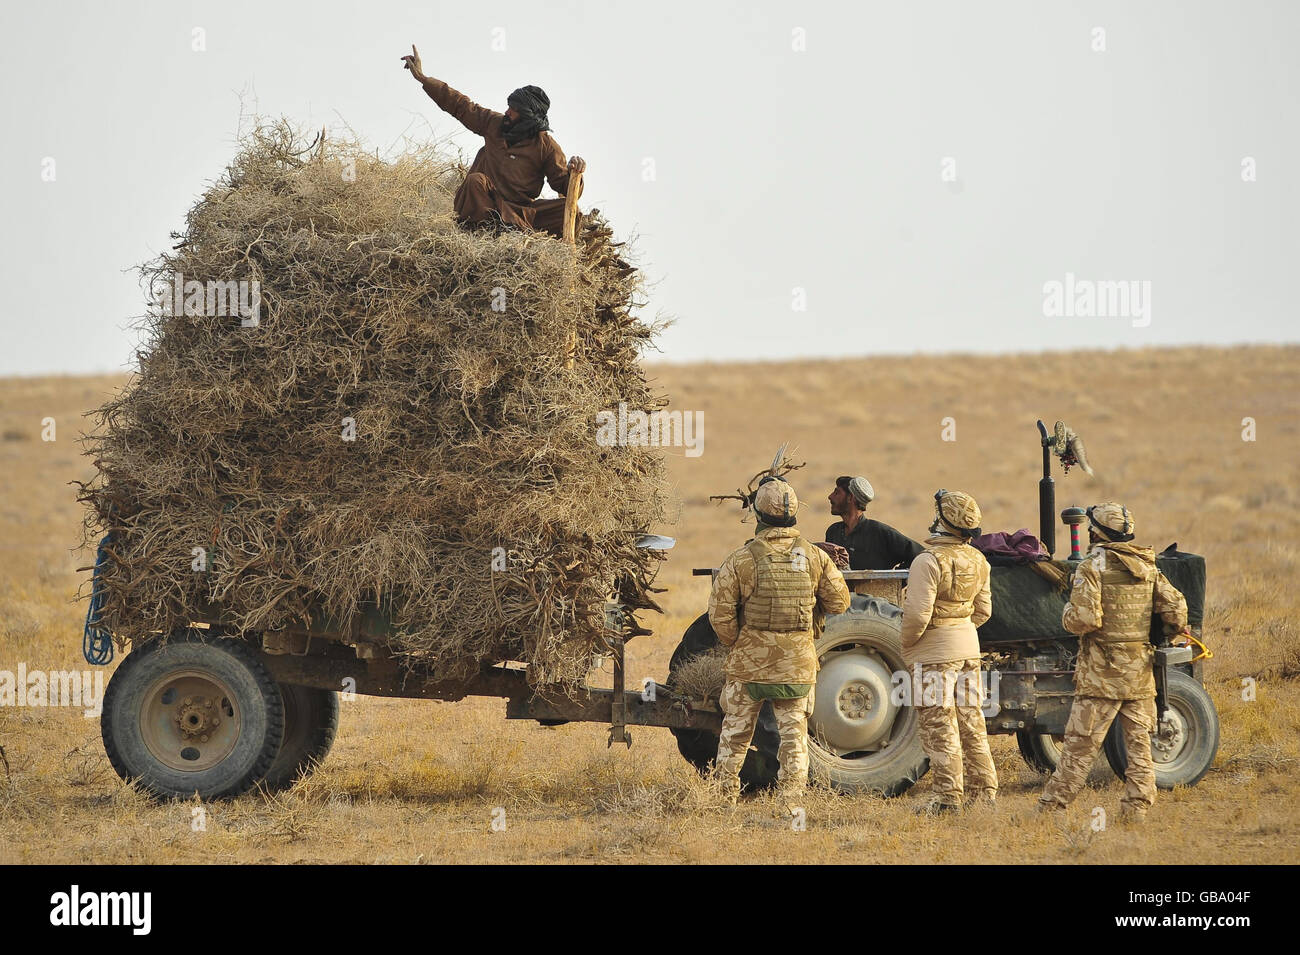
1039,503,1188,821
901,490,998,813
709,477,851,806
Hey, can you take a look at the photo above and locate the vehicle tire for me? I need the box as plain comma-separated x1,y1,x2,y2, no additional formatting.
1017,731,1065,773
262,683,339,791
667,613,780,792
1102,669,1219,788
101,631,285,799
807,595,930,796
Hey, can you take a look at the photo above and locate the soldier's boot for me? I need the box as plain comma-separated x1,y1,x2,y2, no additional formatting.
1116,806,1148,826
915,797,961,815
708,773,740,810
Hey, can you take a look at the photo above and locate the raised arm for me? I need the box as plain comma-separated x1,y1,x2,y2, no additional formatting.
401,44,500,137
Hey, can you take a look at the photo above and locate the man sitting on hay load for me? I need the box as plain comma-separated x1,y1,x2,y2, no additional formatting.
402,44,586,237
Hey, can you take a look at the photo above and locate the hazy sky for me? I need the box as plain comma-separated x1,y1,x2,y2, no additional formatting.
2,0,1296,375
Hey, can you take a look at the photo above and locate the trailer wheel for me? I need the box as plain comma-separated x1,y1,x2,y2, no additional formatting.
667,613,780,791
1016,731,1065,773
1102,669,1219,788
262,683,340,791
101,631,284,799
807,595,929,796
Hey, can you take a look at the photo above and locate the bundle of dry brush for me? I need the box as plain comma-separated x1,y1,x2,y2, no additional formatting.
79,120,670,688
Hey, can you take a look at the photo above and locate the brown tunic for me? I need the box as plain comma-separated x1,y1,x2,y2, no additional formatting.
420,76,581,232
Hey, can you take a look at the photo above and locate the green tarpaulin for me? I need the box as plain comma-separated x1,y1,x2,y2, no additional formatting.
978,550,1206,645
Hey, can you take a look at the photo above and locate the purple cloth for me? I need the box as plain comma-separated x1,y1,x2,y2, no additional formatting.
973,528,1048,565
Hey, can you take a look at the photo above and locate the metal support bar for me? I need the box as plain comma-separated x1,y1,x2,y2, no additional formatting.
608,634,631,748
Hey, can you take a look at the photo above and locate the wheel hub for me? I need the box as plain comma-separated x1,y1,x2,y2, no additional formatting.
1152,708,1188,762
175,696,223,741
140,671,242,773
837,681,874,719
812,649,898,754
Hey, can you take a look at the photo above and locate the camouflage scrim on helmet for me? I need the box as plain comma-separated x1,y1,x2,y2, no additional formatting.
754,479,799,524
935,489,982,535
1088,501,1135,541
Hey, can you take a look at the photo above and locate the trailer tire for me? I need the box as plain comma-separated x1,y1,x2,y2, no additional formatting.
262,683,339,791
101,631,284,799
667,613,780,792
1102,669,1219,789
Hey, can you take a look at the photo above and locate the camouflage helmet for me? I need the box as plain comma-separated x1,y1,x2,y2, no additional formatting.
754,477,799,527
1088,501,1135,542
934,489,982,537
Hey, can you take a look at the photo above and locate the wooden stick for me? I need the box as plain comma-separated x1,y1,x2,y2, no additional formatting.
562,169,584,246
563,168,585,368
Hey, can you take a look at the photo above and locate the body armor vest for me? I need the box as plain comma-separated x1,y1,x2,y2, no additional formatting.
742,536,818,632
928,540,981,621
1096,559,1155,644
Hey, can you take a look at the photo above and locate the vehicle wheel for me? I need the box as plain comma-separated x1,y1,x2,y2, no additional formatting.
1017,731,1065,773
807,595,929,796
667,612,780,792
262,683,340,791
1102,669,1219,788
101,631,285,799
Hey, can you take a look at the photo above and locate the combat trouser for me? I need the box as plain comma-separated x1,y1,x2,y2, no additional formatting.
914,658,998,807
1040,695,1157,815
715,679,814,802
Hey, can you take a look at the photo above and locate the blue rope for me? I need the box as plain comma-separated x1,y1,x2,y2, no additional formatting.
83,534,115,666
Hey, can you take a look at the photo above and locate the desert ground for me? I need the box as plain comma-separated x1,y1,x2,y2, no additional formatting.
1,344,1297,864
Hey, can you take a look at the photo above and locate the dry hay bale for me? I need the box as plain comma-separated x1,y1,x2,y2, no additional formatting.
79,119,669,688
671,646,729,702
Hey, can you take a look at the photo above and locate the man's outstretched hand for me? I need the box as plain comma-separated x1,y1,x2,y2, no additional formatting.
401,44,425,81
568,155,587,176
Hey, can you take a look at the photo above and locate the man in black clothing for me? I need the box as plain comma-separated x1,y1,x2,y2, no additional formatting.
820,475,924,570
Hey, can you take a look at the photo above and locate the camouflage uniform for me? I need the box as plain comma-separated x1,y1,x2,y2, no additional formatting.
901,491,998,809
709,481,851,802
1040,504,1188,817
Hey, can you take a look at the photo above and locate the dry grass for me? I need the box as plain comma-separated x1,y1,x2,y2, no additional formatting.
669,646,728,701
1,344,1299,863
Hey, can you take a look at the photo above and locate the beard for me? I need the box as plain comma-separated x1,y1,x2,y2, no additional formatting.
500,112,543,147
